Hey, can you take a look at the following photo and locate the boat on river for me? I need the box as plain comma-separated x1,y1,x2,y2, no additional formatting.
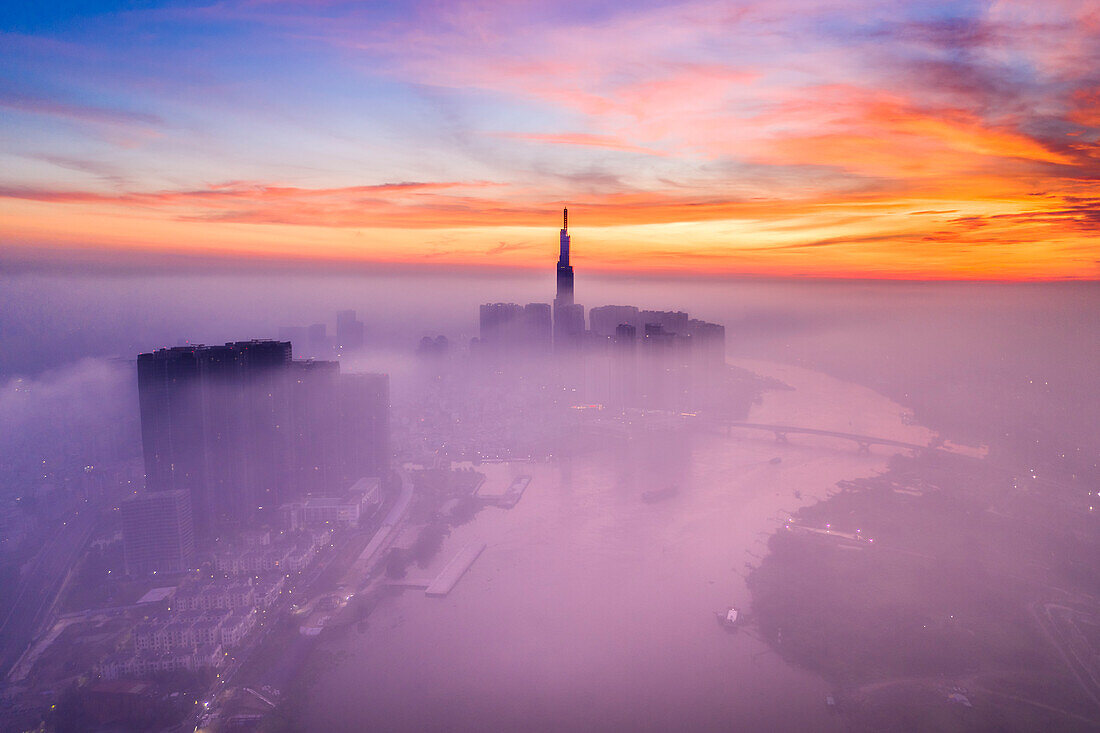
716,607,742,630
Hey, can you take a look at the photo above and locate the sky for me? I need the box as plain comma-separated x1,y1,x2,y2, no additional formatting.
1,0,1098,280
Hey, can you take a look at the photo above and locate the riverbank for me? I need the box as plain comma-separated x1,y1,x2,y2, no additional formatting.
746,452,1100,731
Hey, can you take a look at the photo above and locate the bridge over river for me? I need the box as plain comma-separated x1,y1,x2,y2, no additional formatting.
709,420,938,455
577,413,975,459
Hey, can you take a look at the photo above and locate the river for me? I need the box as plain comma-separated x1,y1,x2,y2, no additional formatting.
298,360,934,731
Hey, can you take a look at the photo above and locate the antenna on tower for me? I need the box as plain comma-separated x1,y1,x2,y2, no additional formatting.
563,207,568,230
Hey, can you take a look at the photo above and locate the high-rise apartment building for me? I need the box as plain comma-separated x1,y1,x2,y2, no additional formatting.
338,373,390,484
589,305,640,338
290,359,342,496
611,324,638,411
479,302,553,355
524,303,552,352
137,340,388,535
553,208,585,350
138,340,293,533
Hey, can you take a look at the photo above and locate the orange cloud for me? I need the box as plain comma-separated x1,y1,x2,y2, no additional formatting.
1069,88,1100,127
2,175,1096,281
3,0,1099,280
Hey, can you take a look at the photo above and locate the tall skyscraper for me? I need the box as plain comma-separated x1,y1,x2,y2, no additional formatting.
138,340,294,534
555,208,573,309
137,340,390,535
553,208,585,350
120,490,195,576
136,346,204,514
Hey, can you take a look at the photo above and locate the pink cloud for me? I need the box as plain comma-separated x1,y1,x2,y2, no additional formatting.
0,91,162,127
491,131,668,156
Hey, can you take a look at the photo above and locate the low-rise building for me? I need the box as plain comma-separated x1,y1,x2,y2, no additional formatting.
172,580,255,612
220,609,256,646
133,611,233,652
95,645,225,680
214,545,292,575
253,573,286,609
282,477,382,530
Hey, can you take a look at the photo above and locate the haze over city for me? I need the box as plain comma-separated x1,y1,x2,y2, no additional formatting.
1,2,1098,732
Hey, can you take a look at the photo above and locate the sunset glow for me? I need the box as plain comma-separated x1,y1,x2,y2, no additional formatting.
2,0,1098,279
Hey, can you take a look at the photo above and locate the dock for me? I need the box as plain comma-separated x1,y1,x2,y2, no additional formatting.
478,475,531,508
424,543,487,597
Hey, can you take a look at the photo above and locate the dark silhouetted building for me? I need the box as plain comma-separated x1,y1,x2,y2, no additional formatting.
121,489,194,576
136,345,205,515
137,340,294,533
553,208,585,350
137,340,389,535
555,207,574,310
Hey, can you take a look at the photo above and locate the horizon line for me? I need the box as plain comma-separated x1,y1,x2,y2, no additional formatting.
2,246,1097,284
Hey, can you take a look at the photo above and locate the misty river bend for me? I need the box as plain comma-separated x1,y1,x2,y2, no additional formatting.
296,361,927,731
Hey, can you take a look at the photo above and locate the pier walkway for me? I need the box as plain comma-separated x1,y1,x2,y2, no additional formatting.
386,543,487,597
345,470,414,588
426,543,486,596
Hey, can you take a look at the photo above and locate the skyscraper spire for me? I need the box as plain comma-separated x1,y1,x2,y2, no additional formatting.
553,207,580,351
555,207,574,307
558,207,571,269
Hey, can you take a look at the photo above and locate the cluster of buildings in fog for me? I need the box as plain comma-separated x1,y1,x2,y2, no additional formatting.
97,526,336,682
131,339,387,543
115,209,732,672
96,339,391,684
473,209,728,414
276,309,366,358
2,210,740,730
